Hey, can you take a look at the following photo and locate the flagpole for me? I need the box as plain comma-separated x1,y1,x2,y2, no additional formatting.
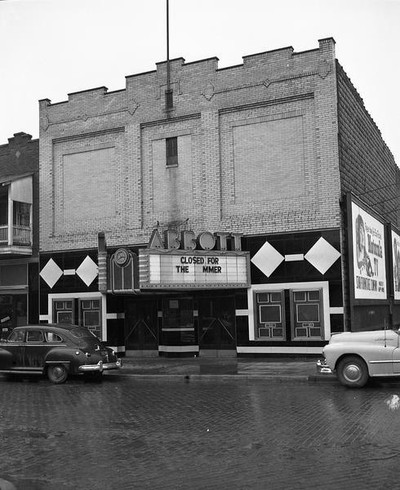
166,0,171,95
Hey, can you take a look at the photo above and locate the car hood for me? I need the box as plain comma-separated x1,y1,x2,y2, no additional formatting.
329,329,398,344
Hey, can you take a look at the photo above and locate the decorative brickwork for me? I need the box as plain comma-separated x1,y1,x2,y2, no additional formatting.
39,38,342,252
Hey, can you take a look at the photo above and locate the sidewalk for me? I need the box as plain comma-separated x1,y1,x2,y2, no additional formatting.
110,356,336,383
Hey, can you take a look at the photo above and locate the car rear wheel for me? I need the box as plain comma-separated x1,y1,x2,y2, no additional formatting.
337,356,369,388
47,364,68,384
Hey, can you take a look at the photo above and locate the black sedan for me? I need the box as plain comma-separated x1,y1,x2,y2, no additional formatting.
0,324,122,383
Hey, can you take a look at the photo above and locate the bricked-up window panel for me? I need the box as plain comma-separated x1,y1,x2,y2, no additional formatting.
233,116,306,203
61,147,116,231
166,137,178,167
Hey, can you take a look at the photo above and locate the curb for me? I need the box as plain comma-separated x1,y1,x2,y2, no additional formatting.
308,374,337,383
107,372,337,383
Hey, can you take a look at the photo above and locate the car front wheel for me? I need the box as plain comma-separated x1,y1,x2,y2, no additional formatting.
337,356,369,388
47,364,68,384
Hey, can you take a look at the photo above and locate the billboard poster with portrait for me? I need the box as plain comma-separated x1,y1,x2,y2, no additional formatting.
352,202,386,300
392,230,400,300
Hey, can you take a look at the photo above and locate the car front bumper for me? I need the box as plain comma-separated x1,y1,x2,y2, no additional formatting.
78,358,122,373
103,358,122,371
316,358,333,374
78,361,104,373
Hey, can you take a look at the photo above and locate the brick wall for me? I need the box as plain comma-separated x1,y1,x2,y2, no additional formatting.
337,62,400,226
39,38,343,252
336,63,400,331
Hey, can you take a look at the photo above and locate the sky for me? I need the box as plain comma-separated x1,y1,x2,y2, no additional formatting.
0,0,399,163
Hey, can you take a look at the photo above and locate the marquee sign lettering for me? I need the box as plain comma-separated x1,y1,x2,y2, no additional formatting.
140,229,249,289
148,229,243,251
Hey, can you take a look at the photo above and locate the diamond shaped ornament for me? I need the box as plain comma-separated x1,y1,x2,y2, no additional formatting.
76,256,98,286
40,259,63,289
251,241,284,278
305,237,341,274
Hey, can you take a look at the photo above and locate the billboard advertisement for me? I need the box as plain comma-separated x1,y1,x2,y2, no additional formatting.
352,201,386,300
392,229,400,301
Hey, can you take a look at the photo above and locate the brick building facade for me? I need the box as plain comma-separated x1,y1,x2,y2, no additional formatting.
38,38,400,356
0,132,39,337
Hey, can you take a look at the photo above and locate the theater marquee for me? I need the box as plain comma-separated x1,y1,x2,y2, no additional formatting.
138,250,250,289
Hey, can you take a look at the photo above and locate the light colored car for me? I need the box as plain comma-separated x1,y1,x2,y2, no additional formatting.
0,324,122,384
317,328,400,388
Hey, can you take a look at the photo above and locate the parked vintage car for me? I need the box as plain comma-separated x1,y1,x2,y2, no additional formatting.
317,328,400,388
0,324,122,384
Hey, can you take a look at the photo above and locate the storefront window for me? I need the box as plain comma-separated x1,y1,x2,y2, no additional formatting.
0,264,27,287
0,293,27,338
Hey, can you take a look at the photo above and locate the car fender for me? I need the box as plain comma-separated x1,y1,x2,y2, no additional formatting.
324,342,396,376
328,350,369,371
0,348,13,369
44,347,78,372
45,347,103,374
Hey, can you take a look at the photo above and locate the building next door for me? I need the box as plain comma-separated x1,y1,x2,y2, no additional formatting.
124,298,158,353
198,295,236,356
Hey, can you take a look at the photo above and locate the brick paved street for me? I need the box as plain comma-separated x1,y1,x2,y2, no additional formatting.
1,375,400,489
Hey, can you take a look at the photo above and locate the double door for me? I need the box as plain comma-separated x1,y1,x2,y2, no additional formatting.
123,294,237,353
254,288,324,341
124,299,158,351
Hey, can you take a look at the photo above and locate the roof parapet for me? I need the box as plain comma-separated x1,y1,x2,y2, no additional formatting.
243,46,294,68
68,86,108,102
39,39,337,109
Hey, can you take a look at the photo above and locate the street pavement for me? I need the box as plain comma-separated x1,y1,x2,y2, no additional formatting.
4,356,400,489
2,372,400,489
